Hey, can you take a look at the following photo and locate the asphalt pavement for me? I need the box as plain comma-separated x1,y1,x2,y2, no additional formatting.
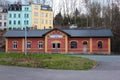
0,55,120,80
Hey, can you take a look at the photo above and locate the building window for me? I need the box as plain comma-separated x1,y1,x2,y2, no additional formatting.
14,20,16,25
46,13,48,17
0,22,2,26
98,41,102,49
27,14,29,18
4,15,7,20
27,8,29,10
71,41,77,49
52,43,60,49
52,43,56,49
38,42,43,49
18,20,20,25
57,43,60,49
50,13,53,18
26,20,29,25
41,12,44,17
34,19,38,23
9,14,12,18
34,12,38,16
9,20,12,25
34,6,38,10
24,20,26,25
46,20,48,24
49,20,52,25
27,42,31,49
25,7,29,11
13,42,17,49
83,41,87,45
14,14,16,18
24,14,29,18
4,22,6,26
18,14,20,18
24,20,29,25
41,20,44,24
0,14,2,20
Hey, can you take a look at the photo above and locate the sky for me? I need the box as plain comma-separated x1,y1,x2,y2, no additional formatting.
8,0,114,16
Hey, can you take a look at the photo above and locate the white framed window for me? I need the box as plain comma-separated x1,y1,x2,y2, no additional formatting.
34,5,38,10
98,41,102,49
50,13,53,18
38,42,43,49
13,41,17,49
34,12,38,16
14,14,16,18
52,43,60,49
4,22,6,26
24,14,29,18
18,14,20,18
46,20,48,24
34,19,38,23
4,15,7,20
49,20,52,25
46,13,48,17
71,41,77,49
27,42,31,49
41,12,44,17
41,20,44,24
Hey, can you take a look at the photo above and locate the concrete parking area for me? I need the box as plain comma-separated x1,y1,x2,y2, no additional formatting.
0,55,120,80
78,55,120,70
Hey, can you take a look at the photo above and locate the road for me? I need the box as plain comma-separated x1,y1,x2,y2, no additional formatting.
0,55,120,80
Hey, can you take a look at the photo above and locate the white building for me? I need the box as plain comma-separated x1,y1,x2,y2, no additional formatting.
0,6,7,30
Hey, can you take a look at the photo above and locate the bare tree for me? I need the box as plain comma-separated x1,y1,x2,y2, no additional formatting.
88,1,101,27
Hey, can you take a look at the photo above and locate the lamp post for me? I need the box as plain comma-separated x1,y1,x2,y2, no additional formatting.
25,26,27,55
24,5,27,55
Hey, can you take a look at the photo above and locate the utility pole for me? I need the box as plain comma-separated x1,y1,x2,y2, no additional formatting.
24,5,27,55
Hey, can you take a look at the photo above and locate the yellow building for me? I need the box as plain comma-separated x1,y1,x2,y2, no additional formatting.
31,4,53,29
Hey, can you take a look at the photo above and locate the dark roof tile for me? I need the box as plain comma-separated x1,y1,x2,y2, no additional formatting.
4,29,113,38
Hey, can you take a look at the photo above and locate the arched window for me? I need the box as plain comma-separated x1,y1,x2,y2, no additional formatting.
98,41,102,49
71,41,77,49
38,42,43,49
83,41,87,45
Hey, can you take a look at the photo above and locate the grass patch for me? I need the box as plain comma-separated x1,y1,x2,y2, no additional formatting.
0,53,97,70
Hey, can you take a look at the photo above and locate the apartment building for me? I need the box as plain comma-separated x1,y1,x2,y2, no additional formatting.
8,4,53,30
0,6,7,30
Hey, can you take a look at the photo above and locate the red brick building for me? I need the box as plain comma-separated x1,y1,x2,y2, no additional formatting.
4,28,113,54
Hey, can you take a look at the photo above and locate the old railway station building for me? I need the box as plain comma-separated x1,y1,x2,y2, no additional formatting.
4,28,113,54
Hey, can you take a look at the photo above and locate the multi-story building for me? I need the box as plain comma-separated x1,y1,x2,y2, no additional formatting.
0,6,7,30
8,4,53,30
8,4,31,29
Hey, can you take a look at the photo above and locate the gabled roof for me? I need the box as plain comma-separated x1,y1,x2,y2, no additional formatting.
4,29,113,38
42,28,71,36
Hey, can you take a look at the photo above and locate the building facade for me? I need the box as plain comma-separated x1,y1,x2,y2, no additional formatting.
4,28,113,54
8,4,53,30
0,6,7,30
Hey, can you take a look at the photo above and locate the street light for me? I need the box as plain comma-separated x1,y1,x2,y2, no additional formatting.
25,25,27,55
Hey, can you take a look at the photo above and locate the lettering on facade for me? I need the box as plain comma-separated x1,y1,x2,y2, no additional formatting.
50,34,63,38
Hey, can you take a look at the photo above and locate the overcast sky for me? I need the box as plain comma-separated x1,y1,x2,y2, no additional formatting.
9,0,114,16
